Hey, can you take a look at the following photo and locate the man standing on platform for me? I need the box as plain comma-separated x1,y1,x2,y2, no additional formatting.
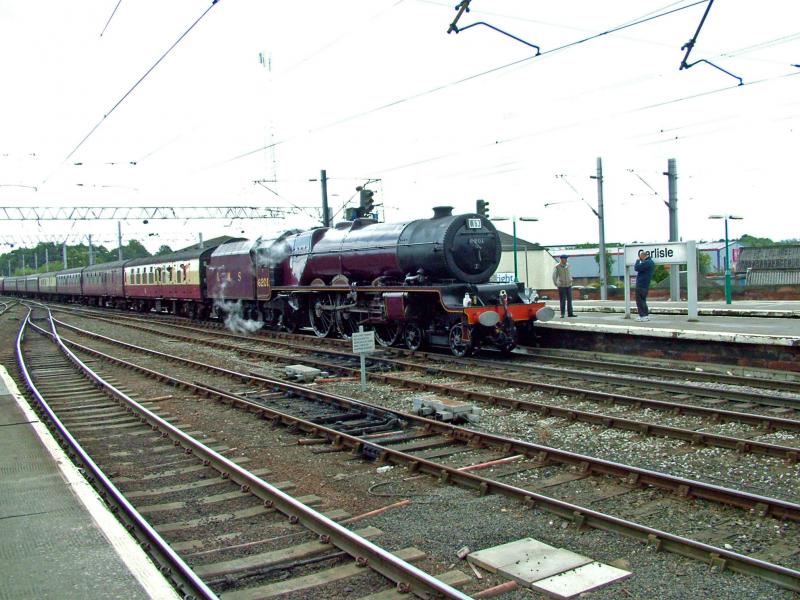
634,250,655,321
552,254,577,319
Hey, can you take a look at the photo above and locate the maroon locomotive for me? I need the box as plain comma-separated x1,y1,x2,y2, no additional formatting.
209,206,551,355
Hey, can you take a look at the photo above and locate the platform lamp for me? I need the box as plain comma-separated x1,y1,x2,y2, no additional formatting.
708,214,743,305
491,216,538,283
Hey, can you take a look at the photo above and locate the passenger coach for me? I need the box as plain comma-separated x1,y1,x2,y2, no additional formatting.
123,247,216,317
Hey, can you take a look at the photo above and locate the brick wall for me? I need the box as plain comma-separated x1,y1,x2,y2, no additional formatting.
541,286,800,301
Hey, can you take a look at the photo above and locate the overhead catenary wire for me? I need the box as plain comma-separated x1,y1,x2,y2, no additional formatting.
278,0,407,77
216,0,710,168
362,65,799,180
100,0,124,37
57,0,223,171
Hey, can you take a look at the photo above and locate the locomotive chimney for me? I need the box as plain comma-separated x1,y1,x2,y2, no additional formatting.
432,206,453,219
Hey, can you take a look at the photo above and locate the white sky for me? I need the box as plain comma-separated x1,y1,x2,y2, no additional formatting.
1,0,798,255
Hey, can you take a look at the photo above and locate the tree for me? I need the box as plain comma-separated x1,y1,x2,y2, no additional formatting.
739,233,775,247
124,240,151,259
652,264,670,284
698,252,712,274
155,244,174,256
593,252,614,282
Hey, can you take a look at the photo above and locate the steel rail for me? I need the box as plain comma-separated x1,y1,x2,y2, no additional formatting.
52,316,800,466
33,310,470,600
51,310,800,436
49,325,800,592
16,307,219,600
51,319,800,523
515,346,800,393
474,355,800,407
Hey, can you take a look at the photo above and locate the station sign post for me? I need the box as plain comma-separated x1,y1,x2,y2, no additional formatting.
623,241,698,321
351,326,376,391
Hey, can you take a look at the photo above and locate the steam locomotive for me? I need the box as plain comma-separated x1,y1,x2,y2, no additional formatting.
2,207,552,355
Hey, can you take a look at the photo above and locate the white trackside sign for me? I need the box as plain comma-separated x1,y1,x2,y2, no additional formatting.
351,330,376,354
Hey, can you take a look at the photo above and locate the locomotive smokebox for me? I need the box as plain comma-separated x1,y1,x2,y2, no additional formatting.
397,212,501,284
432,206,453,219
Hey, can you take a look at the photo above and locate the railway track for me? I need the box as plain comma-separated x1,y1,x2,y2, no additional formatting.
14,305,471,600
51,308,800,465
42,306,800,592
51,304,800,410
515,345,800,394
46,302,800,388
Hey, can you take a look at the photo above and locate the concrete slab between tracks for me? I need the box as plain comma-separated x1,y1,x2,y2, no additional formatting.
0,366,180,599
468,538,631,599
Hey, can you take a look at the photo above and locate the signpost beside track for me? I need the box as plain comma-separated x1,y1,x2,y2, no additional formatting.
351,326,375,391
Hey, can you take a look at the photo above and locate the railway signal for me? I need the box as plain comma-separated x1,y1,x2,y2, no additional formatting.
476,199,489,218
358,188,376,218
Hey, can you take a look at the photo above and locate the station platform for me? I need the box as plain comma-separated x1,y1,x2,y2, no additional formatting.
0,366,179,599
530,300,800,371
560,299,800,319
536,299,800,347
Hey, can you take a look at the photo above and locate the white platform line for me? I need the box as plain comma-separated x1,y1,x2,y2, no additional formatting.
0,366,181,600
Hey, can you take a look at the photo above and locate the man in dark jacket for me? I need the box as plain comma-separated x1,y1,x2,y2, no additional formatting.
634,250,655,321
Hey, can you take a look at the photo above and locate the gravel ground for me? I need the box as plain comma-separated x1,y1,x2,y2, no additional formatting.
22,308,800,598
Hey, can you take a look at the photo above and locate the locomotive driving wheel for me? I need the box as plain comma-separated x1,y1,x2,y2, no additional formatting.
496,318,518,355
374,322,401,347
309,293,335,337
335,303,360,339
448,323,473,357
403,322,424,351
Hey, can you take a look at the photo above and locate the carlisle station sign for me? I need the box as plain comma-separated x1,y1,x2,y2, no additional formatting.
623,242,689,265
622,241,698,321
